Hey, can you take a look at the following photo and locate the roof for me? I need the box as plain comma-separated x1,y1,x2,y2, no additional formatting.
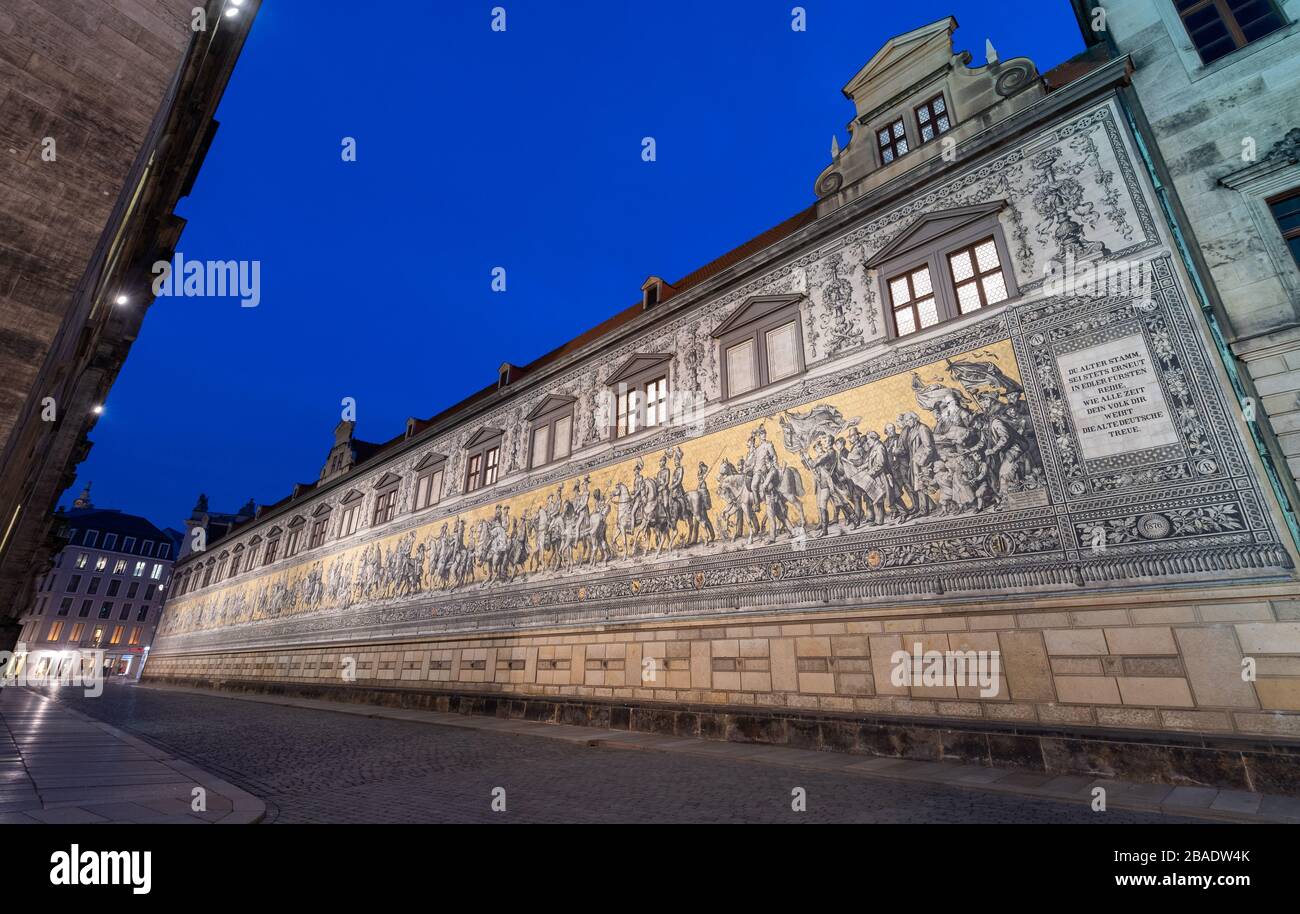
60,509,174,555
257,201,822,514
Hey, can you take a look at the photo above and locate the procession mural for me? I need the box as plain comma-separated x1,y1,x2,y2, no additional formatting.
161,342,1049,637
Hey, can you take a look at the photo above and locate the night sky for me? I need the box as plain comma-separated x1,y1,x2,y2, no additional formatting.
70,0,1085,529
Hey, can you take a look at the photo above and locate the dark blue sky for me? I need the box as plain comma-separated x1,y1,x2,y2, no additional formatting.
73,0,1085,528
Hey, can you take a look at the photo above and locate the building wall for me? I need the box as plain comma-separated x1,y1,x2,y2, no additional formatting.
147,86,1300,752
0,0,192,453
1086,0,1300,486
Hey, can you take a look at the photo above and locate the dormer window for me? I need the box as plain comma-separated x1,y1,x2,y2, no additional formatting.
711,294,806,400
463,429,503,492
498,362,514,389
413,454,447,509
877,117,909,164
526,396,576,468
914,94,952,145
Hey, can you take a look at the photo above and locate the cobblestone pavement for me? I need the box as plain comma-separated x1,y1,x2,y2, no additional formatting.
30,684,1200,824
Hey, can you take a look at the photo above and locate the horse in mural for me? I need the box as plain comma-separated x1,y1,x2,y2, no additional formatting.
715,459,761,544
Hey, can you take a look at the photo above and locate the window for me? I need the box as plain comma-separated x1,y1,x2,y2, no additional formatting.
615,376,668,437
619,376,667,437
58,598,72,616
339,496,362,537
867,203,1019,340
127,581,139,599
99,602,113,620
75,553,88,569
133,561,145,577
309,516,329,549
888,265,941,337
66,574,81,593
1175,0,1286,65
230,551,243,577
284,524,303,557
107,580,120,597
914,94,952,145
414,456,447,508
110,625,124,645
122,537,135,553
129,627,142,646
79,600,92,618
70,624,84,642
947,237,1010,314
102,533,117,551
462,430,503,492
141,541,154,557
145,585,156,601
83,530,98,547
373,487,400,523
1269,189,1300,268
112,559,126,574
47,622,64,641
264,536,280,566
712,294,806,400
118,604,131,621
137,605,149,622
156,543,170,559
94,555,107,571
87,577,101,595
876,116,909,164
526,398,576,469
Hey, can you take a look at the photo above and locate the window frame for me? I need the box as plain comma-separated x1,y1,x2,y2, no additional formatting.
1175,0,1288,66
338,493,363,537
871,210,1019,342
372,483,400,525
913,92,954,147
605,354,674,440
462,430,504,493
1268,187,1300,269
412,455,447,510
713,295,807,401
875,115,910,166
526,398,576,469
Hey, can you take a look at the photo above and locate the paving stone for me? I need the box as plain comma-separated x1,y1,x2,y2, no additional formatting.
12,683,1225,824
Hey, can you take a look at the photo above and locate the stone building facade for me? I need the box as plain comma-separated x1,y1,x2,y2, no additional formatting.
0,1,258,643
147,18,1300,790
1070,0,1300,524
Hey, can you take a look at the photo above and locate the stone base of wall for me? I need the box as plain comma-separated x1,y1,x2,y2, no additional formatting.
146,673,1300,797
144,584,1300,794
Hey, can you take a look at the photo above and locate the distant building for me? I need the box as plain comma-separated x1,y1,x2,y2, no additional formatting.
179,494,259,562
12,486,180,679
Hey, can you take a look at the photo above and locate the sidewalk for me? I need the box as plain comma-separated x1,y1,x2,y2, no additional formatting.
0,687,264,824
136,681,1300,824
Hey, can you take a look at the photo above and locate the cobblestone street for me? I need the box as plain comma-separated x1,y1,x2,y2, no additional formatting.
21,684,1202,824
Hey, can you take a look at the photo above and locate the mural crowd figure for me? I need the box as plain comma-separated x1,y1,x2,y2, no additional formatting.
179,360,1045,631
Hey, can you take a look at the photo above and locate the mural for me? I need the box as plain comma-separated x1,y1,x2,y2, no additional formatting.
162,343,1046,636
